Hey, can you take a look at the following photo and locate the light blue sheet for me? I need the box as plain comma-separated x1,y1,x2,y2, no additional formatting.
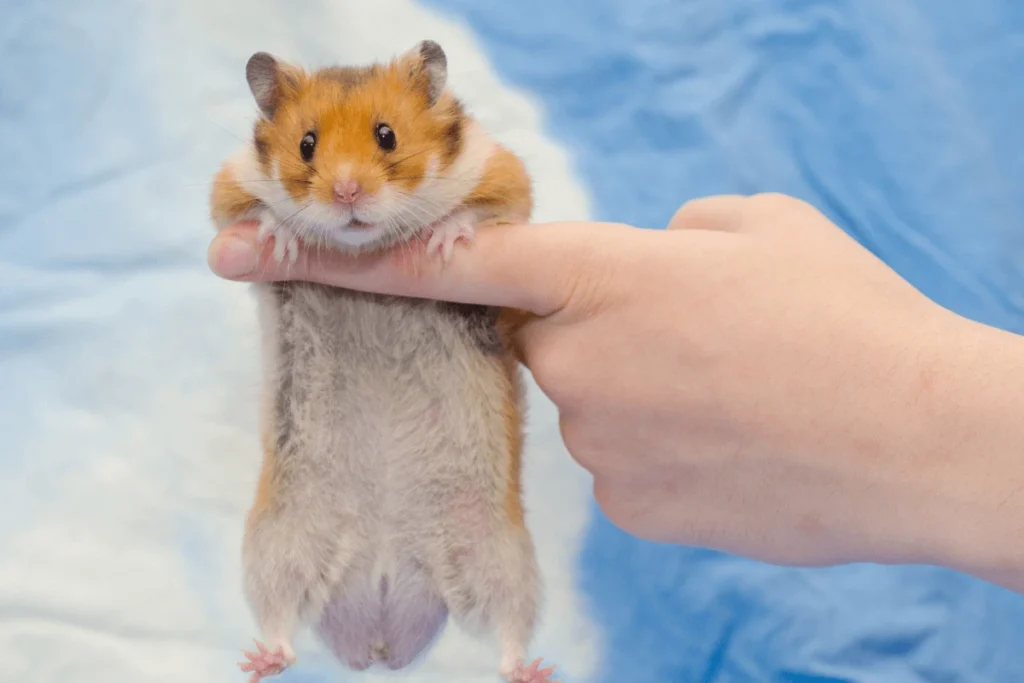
3,0,1024,681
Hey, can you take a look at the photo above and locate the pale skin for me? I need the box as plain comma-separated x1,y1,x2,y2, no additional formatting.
207,192,1024,595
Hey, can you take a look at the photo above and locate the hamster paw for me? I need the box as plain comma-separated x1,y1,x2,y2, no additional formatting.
256,220,300,265
507,657,559,683
426,211,476,265
239,640,294,682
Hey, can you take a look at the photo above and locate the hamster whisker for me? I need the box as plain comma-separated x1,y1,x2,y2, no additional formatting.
204,118,324,182
276,150,327,183
390,201,444,233
290,215,328,276
385,175,465,185
390,192,455,222
382,149,432,172
180,179,294,188
205,118,252,147
393,196,447,219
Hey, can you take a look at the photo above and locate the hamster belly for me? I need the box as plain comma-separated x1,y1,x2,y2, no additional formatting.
262,282,515,670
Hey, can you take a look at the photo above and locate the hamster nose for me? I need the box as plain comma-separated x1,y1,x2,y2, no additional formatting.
333,179,362,204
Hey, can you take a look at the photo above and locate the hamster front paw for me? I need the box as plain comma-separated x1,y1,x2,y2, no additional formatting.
425,210,476,265
256,216,300,265
238,640,295,683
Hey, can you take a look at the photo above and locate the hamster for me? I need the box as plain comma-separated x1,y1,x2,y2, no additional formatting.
208,41,557,683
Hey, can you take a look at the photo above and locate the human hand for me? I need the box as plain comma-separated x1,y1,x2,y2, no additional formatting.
207,193,1022,577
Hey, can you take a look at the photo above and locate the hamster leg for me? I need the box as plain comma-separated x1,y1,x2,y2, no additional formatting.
425,209,476,264
431,503,558,682
240,503,356,681
489,531,558,683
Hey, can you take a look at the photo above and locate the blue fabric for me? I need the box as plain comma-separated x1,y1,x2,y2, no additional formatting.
4,0,1024,680
424,0,1024,681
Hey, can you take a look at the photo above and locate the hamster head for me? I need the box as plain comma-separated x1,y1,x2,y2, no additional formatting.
245,41,473,253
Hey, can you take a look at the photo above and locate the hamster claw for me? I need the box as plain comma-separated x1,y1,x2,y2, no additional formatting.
284,236,300,265
255,218,299,265
268,231,300,265
272,236,287,263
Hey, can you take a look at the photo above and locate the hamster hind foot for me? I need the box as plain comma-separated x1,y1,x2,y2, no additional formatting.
238,640,295,683
505,657,559,683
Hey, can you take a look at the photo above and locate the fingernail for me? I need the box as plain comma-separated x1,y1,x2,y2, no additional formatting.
210,234,258,278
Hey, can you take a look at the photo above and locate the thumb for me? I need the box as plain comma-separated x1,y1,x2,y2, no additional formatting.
207,219,630,317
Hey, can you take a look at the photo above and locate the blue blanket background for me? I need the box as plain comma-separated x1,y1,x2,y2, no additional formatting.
2,0,1023,680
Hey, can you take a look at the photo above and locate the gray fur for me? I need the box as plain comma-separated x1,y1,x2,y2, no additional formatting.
407,39,447,106
246,52,284,118
269,282,295,453
437,302,504,355
244,282,539,673
318,65,375,89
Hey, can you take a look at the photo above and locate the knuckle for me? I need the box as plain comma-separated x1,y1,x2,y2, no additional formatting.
592,476,628,527
667,195,744,232
593,476,652,539
557,414,593,466
557,246,611,320
545,222,626,320
526,338,585,406
667,198,707,230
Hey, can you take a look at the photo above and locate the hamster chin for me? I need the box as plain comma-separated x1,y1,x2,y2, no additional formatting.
298,203,423,256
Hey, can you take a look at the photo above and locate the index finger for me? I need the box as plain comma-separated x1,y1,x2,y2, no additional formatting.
207,219,633,317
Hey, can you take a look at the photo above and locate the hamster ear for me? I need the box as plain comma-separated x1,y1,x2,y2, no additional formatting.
246,52,300,118
401,40,447,107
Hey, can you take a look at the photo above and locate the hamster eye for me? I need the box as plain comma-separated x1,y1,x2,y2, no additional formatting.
299,132,317,162
375,123,397,151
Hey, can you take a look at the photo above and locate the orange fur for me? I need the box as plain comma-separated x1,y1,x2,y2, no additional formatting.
253,58,468,208
464,136,533,533
465,148,533,531
466,146,533,222
469,139,533,524
498,308,537,367
500,353,527,529
247,435,278,529
210,165,261,227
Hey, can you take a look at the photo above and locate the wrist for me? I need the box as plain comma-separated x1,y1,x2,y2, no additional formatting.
906,313,1024,590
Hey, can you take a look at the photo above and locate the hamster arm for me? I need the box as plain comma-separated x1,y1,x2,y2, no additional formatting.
210,164,264,231
465,146,533,224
